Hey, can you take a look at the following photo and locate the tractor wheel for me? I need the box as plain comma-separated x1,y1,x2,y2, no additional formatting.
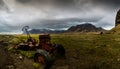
34,53,45,65
51,44,66,59
34,49,52,69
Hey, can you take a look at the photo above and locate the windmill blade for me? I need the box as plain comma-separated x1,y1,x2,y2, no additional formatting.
22,26,31,38
22,26,29,32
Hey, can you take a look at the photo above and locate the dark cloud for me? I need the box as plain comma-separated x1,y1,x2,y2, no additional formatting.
0,0,119,33
0,0,4,5
16,0,74,3
15,0,120,7
14,0,120,13
87,0,119,10
93,0,120,6
16,0,75,8
54,0,74,6
21,17,103,30
0,0,6,9
40,17,102,25
16,0,31,3
2,17,102,32
0,0,9,11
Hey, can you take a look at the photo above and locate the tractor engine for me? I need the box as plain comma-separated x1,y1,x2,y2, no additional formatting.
38,34,52,52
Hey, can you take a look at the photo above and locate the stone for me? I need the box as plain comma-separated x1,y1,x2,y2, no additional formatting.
56,65,69,69
115,10,120,26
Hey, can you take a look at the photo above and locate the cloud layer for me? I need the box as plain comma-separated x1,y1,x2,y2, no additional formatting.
0,0,119,33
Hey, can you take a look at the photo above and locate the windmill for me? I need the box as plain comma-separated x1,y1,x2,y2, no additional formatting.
22,26,31,39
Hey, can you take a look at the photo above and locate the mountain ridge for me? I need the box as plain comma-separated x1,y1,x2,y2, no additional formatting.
67,23,105,32
23,23,105,34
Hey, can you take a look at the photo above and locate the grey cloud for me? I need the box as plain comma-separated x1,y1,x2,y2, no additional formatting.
16,0,31,3
22,17,103,29
0,0,10,12
15,0,120,7
0,0,119,33
14,0,120,16
0,20,11,32
92,0,120,7
0,0,6,9
94,22,114,30
15,0,75,9
0,0,4,5
16,0,74,4
14,0,120,13
39,17,102,25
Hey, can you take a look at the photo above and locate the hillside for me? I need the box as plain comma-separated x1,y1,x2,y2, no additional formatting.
107,25,120,34
67,23,105,32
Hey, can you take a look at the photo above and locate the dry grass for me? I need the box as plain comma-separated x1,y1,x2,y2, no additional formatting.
6,33,120,69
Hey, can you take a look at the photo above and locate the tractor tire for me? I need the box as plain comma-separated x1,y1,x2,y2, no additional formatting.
51,44,66,59
34,49,52,69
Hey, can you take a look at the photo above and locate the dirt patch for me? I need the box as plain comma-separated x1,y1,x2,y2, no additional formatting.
0,46,14,69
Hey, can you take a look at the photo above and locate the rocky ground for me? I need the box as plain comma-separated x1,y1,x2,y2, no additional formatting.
0,35,71,69
0,35,34,69
0,45,35,69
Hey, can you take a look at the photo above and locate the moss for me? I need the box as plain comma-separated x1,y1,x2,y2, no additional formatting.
19,50,35,58
33,62,44,69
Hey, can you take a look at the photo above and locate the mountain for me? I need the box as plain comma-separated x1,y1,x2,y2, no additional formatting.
106,10,120,34
107,24,120,34
28,29,66,34
23,23,105,34
67,23,105,32
115,9,120,26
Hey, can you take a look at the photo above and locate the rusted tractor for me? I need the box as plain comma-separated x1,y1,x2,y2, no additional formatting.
34,34,66,69
15,26,66,69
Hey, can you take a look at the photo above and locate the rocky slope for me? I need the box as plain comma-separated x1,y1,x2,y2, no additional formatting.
67,23,105,32
115,9,120,26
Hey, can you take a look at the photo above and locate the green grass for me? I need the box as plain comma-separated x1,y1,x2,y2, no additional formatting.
6,33,120,69
107,24,120,34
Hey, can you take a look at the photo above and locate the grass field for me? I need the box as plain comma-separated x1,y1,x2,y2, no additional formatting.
1,33,120,69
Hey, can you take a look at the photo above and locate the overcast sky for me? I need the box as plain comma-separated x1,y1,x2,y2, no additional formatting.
0,0,120,34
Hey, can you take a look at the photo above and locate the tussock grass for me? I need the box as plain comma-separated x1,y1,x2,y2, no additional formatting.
107,25,120,34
